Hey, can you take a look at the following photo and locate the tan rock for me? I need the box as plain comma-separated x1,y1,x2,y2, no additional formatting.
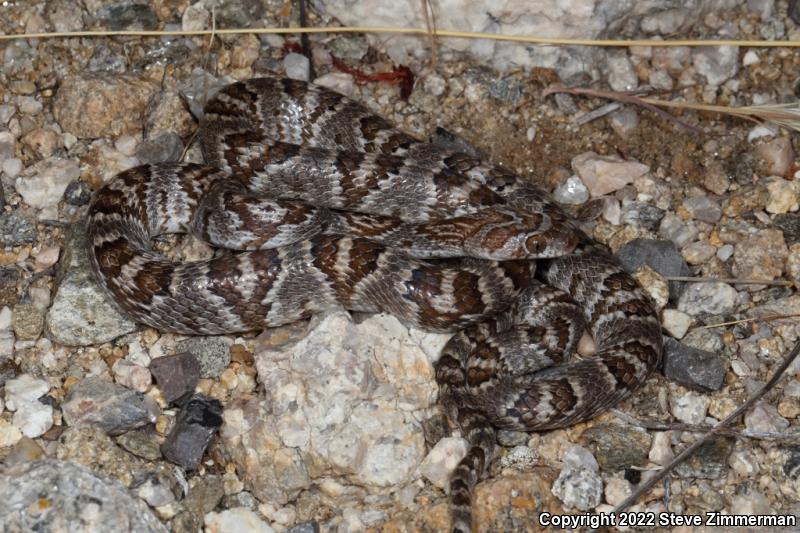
53,75,157,139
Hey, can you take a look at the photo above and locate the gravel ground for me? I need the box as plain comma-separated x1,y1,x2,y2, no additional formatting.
1,1,800,532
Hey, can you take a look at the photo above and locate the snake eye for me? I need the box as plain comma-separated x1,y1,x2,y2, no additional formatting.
526,235,546,255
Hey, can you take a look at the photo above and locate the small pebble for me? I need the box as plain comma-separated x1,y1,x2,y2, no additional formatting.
562,445,599,472
632,265,669,310
765,178,798,214
662,309,691,339
12,400,53,438
648,432,674,466
692,45,739,86
498,446,539,472
678,282,738,316
0,419,23,448
572,152,650,197
175,337,232,378
681,241,716,265
682,196,721,223
608,108,639,139
204,508,274,533
4,374,49,409
150,352,201,404
716,244,734,261
757,137,794,177
669,390,710,424
606,54,638,92
112,359,152,392
553,176,589,205
658,213,698,249
551,466,603,511
11,303,44,341
313,73,355,97
729,449,759,477
15,158,81,209
604,477,632,506
284,53,310,82
742,50,760,66
418,437,469,488
182,3,210,31
2,158,23,178
744,404,789,433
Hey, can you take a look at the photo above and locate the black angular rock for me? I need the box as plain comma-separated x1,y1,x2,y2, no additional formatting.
663,338,726,392
161,394,223,470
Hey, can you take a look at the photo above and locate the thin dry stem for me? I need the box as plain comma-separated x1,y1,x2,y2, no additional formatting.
420,0,438,69
665,276,795,287
702,313,800,329
4,26,800,47
612,410,800,443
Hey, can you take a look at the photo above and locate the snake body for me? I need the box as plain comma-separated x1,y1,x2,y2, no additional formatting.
87,78,663,532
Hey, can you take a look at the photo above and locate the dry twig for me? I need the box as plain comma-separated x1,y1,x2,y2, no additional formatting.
591,337,800,531
542,86,704,133
544,85,800,134
612,410,800,443
4,27,800,48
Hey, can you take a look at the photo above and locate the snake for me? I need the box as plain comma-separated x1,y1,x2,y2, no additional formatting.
86,77,663,532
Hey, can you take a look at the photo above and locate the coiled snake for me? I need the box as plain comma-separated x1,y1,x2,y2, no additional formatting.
87,77,663,532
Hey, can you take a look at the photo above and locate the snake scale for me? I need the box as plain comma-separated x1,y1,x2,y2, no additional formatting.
87,77,663,532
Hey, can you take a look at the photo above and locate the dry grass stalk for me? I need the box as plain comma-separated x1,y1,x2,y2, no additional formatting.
3,26,800,48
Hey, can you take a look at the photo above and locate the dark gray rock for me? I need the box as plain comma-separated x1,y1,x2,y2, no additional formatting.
0,211,37,246
150,352,201,405
675,437,732,479
617,238,692,300
116,428,163,461
97,2,158,31
496,429,529,447
621,203,664,231
62,376,159,435
580,423,652,472
0,359,17,387
774,212,800,244
212,0,267,28
489,76,524,104
782,446,800,479
663,338,725,392
88,45,128,73
791,0,800,25
175,337,232,378
63,179,93,206
136,132,184,164
0,460,167,533
682,196,722,223
429,127,484,159
161,394,223,470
